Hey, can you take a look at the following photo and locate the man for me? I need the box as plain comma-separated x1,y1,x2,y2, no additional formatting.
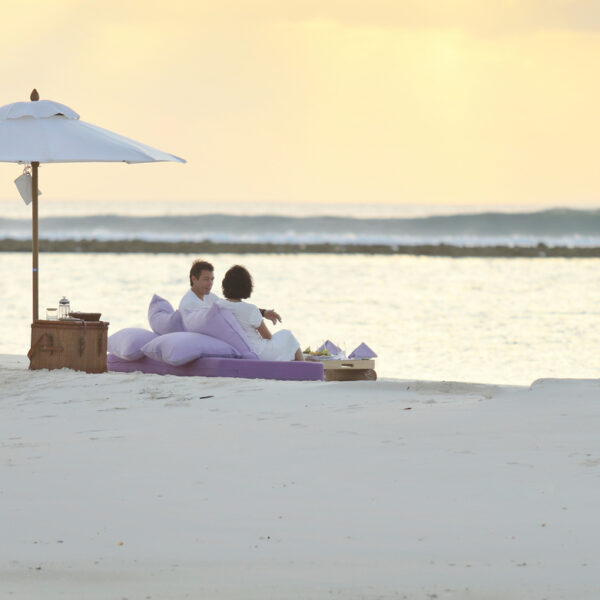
179,259,282,324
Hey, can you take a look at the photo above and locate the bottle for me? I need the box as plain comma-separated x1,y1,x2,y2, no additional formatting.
58,296,70,319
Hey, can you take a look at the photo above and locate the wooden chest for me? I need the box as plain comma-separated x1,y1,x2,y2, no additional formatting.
28,320,109,373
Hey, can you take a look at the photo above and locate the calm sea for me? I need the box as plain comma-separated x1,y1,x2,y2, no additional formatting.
1,251,598,385
2,199,600,247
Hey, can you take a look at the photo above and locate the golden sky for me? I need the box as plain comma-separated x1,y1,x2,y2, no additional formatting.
1,0,600,207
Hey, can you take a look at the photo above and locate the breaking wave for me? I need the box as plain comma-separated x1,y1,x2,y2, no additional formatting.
1,208,600,247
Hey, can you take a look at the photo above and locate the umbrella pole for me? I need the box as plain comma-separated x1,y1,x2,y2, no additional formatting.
31,161,39,322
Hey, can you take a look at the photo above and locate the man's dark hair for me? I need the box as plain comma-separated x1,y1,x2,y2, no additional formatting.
222,265,253,300
189,260,214,287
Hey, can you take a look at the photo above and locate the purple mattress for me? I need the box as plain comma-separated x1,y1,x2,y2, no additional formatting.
107,354,324,381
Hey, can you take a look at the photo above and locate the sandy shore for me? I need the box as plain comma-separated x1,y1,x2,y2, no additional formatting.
1,354,599,599
2,238,600,257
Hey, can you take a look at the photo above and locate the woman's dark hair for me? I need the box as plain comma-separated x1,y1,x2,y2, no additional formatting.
222,265,253,300
189,259,214,287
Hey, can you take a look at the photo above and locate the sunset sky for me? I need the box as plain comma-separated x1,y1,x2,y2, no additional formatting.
1,0,600,207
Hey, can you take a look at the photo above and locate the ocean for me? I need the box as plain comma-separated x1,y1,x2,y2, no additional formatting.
1,200,600,247
1,200,599,385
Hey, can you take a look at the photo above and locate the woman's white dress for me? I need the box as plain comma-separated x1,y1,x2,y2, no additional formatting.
220,300,300,361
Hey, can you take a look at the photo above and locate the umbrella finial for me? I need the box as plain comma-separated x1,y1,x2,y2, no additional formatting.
30,89,39,101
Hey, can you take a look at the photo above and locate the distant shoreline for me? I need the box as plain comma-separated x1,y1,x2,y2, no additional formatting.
1,238,600,257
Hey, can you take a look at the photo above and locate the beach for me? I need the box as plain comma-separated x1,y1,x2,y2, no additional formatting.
3,0,600,596
2,353,599,599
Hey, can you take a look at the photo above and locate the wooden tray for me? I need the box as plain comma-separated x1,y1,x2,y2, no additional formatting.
307,358,377,381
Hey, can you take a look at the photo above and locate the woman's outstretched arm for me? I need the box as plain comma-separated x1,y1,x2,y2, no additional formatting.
257,320,272,340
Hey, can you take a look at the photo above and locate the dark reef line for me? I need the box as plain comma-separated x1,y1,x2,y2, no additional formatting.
1,238,600,257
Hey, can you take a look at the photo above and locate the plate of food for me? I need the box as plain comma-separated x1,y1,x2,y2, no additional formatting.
302,347,345,360
303,346,331,357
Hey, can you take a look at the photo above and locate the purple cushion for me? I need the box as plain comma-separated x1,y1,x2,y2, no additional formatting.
317,340,342,354
148,294,184,334
348,342,377,359
108,327,159,360
108,353,325,381
141,331,241,366
182,303,258,359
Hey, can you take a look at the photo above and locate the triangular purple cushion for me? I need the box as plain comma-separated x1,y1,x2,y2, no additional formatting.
348,342,377,359
317,340,342,354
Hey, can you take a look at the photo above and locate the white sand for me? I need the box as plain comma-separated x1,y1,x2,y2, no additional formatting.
1,354,599,599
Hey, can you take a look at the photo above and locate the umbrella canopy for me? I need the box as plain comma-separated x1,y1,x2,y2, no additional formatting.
0,89,186,322
0,97,185,164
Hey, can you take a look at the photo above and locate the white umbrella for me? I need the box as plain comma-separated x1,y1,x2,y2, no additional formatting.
0,89,185,321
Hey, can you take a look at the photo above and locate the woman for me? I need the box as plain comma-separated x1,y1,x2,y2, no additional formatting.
220,265,304,361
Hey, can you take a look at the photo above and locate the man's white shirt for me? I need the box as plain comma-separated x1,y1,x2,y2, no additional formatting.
179,290,219,330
